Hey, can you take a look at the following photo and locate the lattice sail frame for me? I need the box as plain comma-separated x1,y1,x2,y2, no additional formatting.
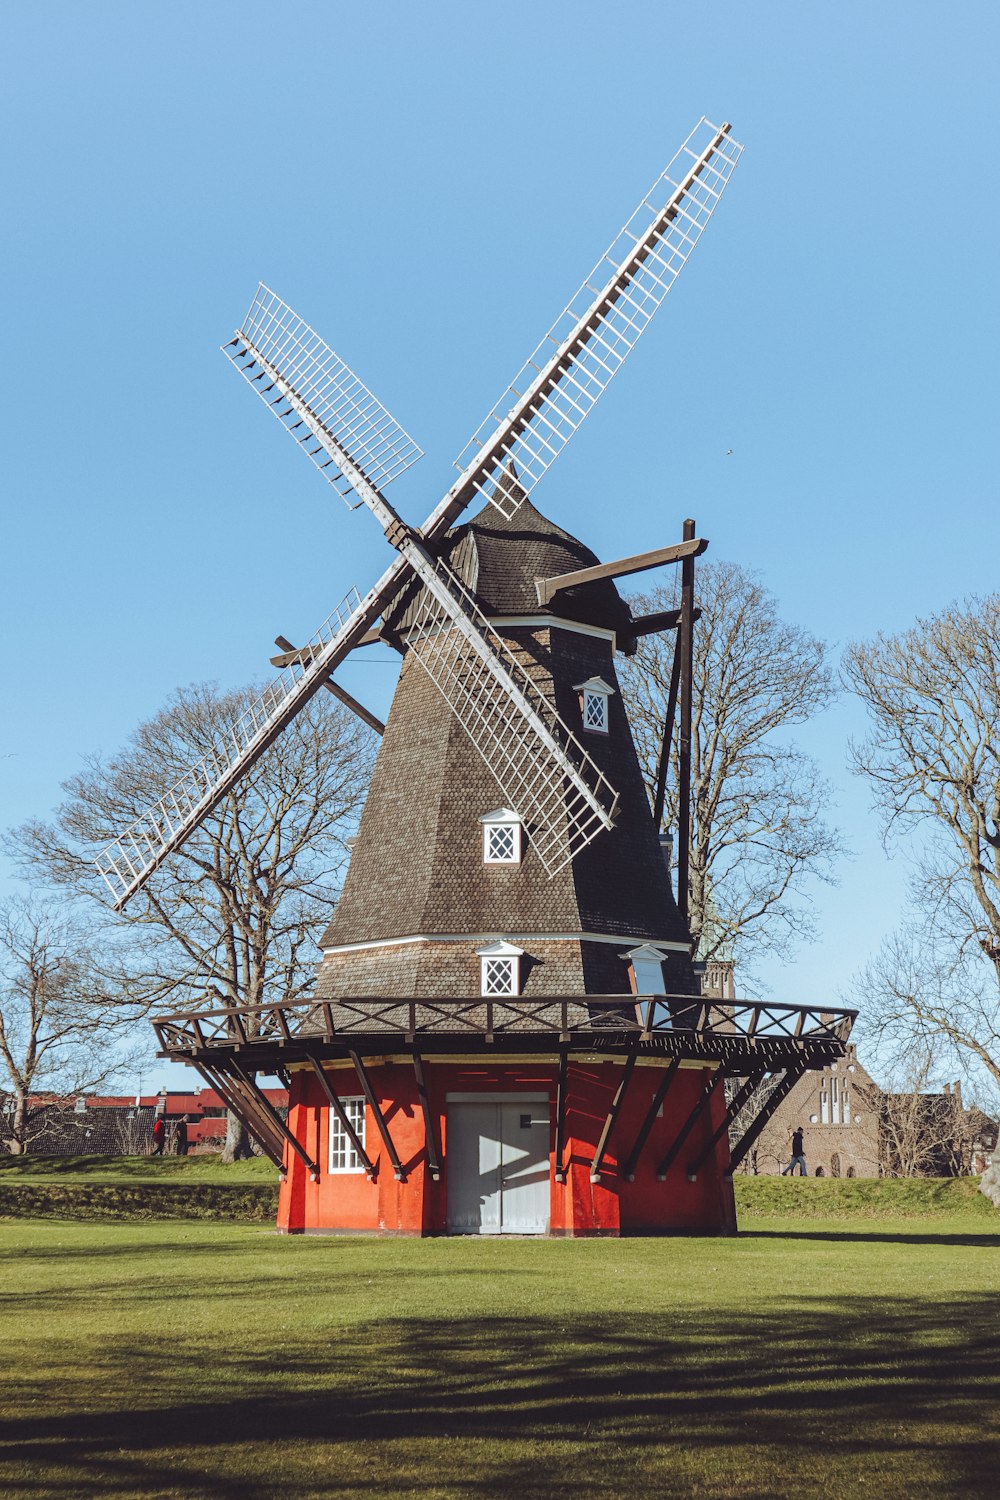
97,115,742,908
449,118,743,519
223,284,424,503
402,556,618,874
94,585,367,908
225,299,619,871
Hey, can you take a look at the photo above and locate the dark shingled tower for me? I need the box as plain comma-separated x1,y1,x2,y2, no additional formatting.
317,487,693,1006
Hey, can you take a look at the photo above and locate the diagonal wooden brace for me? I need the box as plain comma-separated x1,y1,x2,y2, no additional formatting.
348,1050,407,1182
227,1058,321,1180
622,1058,681,1182
590,1051,638,1181
656,1068,722,1181
727,1064,808,1177
554,1049,569,1184
308,1056,376,1178
685,1068,768,1181
190,1060,285,1172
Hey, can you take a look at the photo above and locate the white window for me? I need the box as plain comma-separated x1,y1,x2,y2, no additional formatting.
481,808,522,864
583,690,608,731
623,944,667,995
820,1091,829,1125
575,676,614,735
841,1089,850,1126
477,940,524,997
328,1096,366,1173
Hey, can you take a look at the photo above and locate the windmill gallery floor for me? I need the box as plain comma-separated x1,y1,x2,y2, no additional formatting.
1,1200,998,1499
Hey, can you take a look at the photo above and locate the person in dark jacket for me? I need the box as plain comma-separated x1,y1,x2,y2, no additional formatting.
782,1126,807,1176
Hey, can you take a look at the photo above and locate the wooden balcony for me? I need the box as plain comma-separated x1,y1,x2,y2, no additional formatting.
153,993,856,1073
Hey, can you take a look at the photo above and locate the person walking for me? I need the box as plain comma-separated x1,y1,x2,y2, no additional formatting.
782,1126,807,1176
175,1115,189,1157
151,1114,166,1157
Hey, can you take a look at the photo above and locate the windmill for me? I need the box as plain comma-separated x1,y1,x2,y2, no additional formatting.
95,117,743,911
102,118,857,1236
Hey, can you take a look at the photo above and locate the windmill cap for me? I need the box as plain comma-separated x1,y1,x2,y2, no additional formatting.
387,493,632,635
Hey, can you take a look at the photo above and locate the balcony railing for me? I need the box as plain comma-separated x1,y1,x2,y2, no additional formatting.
153,993,856,1057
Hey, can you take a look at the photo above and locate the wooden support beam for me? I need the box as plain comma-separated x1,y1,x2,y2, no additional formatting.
412,1054,441,1181
676,518,696,928
535,536,708,606
628,605,703,639
227,1059,321,1180
272,636,385,735
727,1064,807,1176
621,1058,681,1181
590,1051,638,1181
554,1049,569,1184
308,1056,375,1178
348,1049,406,1181
656,1068,721,1181
685,1068,768,1181
269,626,383,667
190,1060,285,1171
652,623,683,834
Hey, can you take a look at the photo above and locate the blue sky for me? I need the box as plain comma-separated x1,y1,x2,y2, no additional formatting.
2,3,998,1082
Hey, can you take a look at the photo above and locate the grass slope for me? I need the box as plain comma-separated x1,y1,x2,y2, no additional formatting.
0,1210,998,1499
0,1153,277,1183
0,1154,280,1221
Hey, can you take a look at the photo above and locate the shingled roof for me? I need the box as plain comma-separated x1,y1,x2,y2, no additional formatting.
386,482,633,636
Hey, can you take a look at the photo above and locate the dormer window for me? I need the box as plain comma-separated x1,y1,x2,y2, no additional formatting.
481,807,522,865
623,944,667,995
576,676,614,734
477,940,524,997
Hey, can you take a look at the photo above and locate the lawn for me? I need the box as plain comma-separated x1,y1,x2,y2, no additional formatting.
1,1186,998,1499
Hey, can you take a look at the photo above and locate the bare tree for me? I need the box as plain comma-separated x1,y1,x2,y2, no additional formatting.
0,897,142,1154
854,1051,966,1178
620,561,843,975
846,596,1000,1091
7,681,376,1159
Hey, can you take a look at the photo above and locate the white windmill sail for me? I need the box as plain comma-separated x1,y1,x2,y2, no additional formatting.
226,309,618,872
438,118,743,527
223,284,424,504
97,115,742,908
94,582,387,909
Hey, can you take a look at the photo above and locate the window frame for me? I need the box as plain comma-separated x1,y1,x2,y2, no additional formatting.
477,940,524,998
575,676,614,736
480,808,523,866
328,1095,367,1175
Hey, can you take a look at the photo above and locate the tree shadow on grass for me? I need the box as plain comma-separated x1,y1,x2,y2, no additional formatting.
742,1227,1000,1248
1,1294,998,1499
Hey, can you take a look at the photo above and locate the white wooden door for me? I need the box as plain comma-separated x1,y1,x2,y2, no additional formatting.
447,1095,550,1234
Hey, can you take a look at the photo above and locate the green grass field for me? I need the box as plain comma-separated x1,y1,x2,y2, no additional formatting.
1,1172,998,1499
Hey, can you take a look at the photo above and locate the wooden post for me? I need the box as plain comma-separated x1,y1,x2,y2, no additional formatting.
412,1054,441,1181
652,630,683,836
677,517,696,928
554,1050,569,1184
